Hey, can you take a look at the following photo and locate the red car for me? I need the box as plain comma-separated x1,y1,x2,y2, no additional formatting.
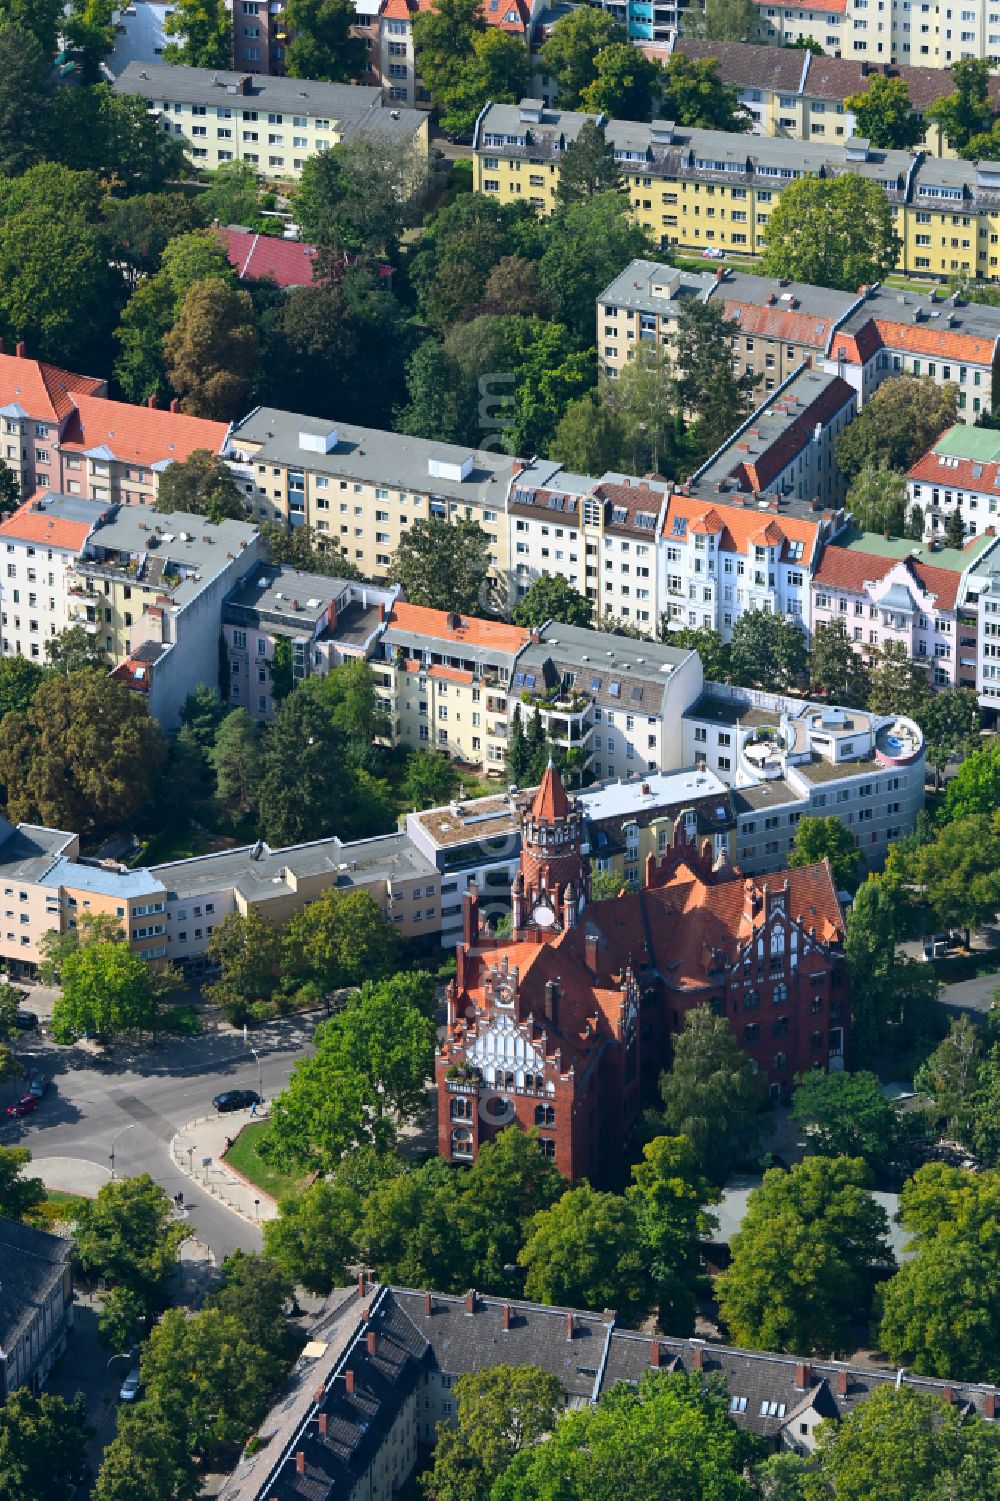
6,1094,38,1119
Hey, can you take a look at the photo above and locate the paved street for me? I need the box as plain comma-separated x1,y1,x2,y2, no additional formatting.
1,1008,316,1261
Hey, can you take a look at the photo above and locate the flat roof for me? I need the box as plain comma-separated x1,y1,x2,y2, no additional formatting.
578,767,730,823
229,408,517,504
0,823,75,884
85,506,259,604
40,857,165,899
225,563,355,626
515,623,691,682
113,62,426,143
795,754,878,784
732,778,804,812
410,793,521,850
686,693,782,727
839,525,996,571
839,286,1000,345
597,259,716,313
153,831,436,901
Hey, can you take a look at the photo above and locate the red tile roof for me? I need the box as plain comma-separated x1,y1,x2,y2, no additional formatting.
814,545,962,610
907,443,1000,494
531,761,571,824
401,659,475,686
60,395,229,468
482,0,530,30
723,299,835,351
828,320,884,366
0,501,96,552
216,227,319,289
664,493,821,565
872,319,998,364
388,602,531,655
0,353,104,424
738,376,855,493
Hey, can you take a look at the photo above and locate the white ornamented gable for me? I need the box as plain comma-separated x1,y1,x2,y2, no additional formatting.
469,1014,547,1080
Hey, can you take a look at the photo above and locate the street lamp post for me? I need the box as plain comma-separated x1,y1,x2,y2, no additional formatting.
250,1045,262,1104
109,1122,136,1181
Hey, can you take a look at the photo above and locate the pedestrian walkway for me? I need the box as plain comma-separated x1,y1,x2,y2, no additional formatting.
171,1110,278,1224
30,1154,112,1196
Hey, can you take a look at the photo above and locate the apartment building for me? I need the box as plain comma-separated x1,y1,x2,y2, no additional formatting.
374,602,531,770
812,528,998,691
508,623,704,781
223,563,395,721
0,1218,74,1402
75,504,264,729
507,465,666,630
673,39,1000,154
232,0,287,74
219,1281,1000,1501
55,395,229,507
682,683,926,875
0,496,109,663
0,346,106,500
113,62,429,181
754,0,1000,67
475,101,1000,281
600,263,1000,417
226,407,516,582
907,424,1000,541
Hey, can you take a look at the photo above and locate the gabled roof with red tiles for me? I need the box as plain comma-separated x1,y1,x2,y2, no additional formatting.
401,659,475,686
664,493,821,566
386,601,531,656
871,319,998,364
482,0,530,31
0,353,105,425
723,299,835,351
0,501,96,553
828,319,884,367
814,545,963,610
215,227,319,289
907,447,1000,494
60,395,228,468
531,760,571,824
739,376,856,494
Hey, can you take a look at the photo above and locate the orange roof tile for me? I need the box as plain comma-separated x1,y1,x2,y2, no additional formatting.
664,493,821,565
908,448,1000,492
0,353,104,424
402,659,475,686
0,501,95,552
814,545,963,611
723,300,834,350
387,601,531,655
872,319,997,364
60,395,228,468
531,761,571,824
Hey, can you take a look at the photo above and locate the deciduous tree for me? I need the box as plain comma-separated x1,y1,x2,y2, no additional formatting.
210,708,263,822
846,74,924,150
262,1178,362,1293
51,941,163,1042
540,192,655,344
627,1135,719,1333
74,1174,187,1310
162,0,232,67
790,1068,923,1178
674,297,759,459
729,608,807,691
205,909,281,1007
389,516,492,614
93,1404,200,1501
760,173,900,291
716,1156,891,1356
424,1366,564,1501
282,888,403,993
549,392,629,475
294,136,426,259
258,685,351,846
266,976,436,1169
660,53,751,131
155,450,247,522
659,1005,763,1184
906,810,1000,945
921,686,980,791
518,1183,649,1321
554,119,622,205
284,0,366,80
0,1145,44,1221
845,463,910,536
581,41,661,121
400,749,460,809
0,656,46,718
692,0,760,43
50,85,187,193
836,377,958,482
511,574,592,630
866,639,931,720
0,1389,90,1501
541,8,624,108
163,277,259,420
790,814,865,892
808,617,870,705
926,57,993,153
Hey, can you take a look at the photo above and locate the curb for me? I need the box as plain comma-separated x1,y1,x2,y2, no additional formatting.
170,1116,277,1228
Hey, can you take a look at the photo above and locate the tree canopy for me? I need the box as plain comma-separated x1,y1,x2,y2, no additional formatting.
790,815,864,893
846,74,924,150
760,173,900,291
155,450,248,522
511,574,593,630
388,516,493,614
836,377,958,482
658,1006,764,1185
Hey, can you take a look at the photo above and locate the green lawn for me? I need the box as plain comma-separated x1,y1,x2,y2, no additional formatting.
223,1122,308,1203
26,1190,91,1231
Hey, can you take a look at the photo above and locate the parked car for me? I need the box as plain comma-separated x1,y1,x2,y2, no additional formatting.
27,1074,47,1099
922,934,949,962
212,1089,261,1113
119,1368,141,1403
6,1094,38,1118
14,1009,37,1030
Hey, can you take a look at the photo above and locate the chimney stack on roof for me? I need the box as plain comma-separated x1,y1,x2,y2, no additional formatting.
345,1369,356,1395
15,341,26,359
795,1362,812,1390
318,1412,328,1437
366,1330,378,1357
465,1289,477,1315
650,1340,662,1367
566,1313,575,1341
691,1343,704,1370
147,394,158,409
295,1452,306,1476
502,1304,511,1331
835,1368,849,1397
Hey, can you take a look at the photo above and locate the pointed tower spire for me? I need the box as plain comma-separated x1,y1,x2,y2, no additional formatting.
531,759,571,826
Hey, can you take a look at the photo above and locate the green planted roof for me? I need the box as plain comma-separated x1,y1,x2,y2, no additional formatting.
931,425,1000,462
839,525,999,572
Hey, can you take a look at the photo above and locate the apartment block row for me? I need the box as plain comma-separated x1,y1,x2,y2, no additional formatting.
752,0,1000,69
218,1280,1000,1501
670,39,1000,159
113,61,429,181
599,261,1000,419
474,100,1000,282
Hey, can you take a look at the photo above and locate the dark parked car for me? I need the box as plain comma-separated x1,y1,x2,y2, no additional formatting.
6,1094,38,1118
27,1074,48,1099
14,1009,37,1030
212,1089,261,1114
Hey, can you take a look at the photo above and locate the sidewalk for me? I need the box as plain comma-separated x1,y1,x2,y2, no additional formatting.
171,1110,278,1225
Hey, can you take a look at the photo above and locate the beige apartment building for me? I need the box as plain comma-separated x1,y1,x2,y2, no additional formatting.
374,602,531,770
113,62,429,181
226,408,518,584
754,0,1000,67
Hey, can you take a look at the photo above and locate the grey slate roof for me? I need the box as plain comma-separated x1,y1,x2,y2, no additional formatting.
513,623,693,717
0,1216,71,1373
0,822,76,883
152,831,435,903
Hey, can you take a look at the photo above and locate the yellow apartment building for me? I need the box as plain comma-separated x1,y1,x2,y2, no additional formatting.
226,408,518,585
373,602,531,772
112,61,429,182
474,101,1000,281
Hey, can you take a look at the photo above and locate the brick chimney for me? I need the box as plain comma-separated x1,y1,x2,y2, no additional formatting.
357,1273,366,1297
545,979,560,1029
984,1392,997,1420
795,1362,811,1390
15,341,26,358
147,394,158,409
835,1369,848,1397
502,1304,511,1331
943,1387,953,1404
169,398,179,412
465,1289,477,1315
691,1343,704,1370
366,1330,378,1357
650,1340,662,1367
318,1412,328,1437
566,1313,574,1341
463,883,480,947
345,1369,356,1395
425,1292,433,1315
585,930,599,973
295,1452,305,1476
